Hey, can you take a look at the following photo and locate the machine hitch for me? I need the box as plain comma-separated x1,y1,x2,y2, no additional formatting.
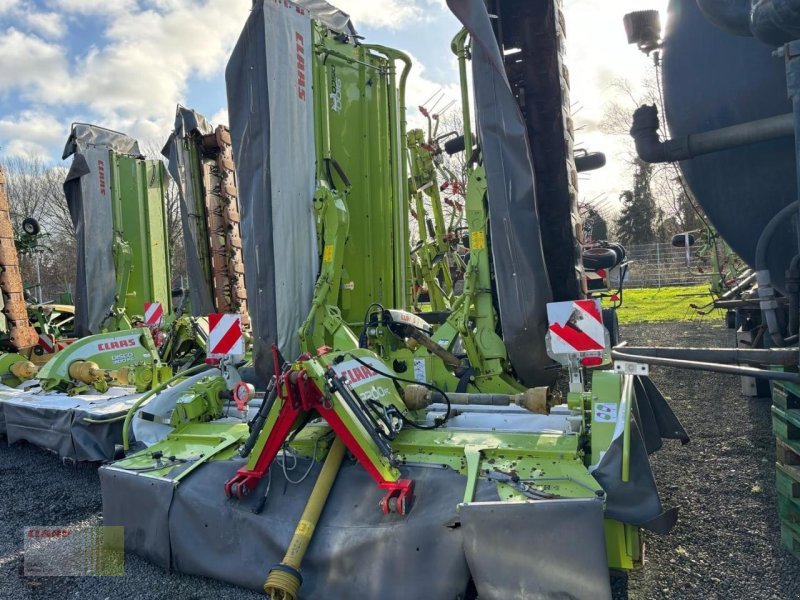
224,352,414,515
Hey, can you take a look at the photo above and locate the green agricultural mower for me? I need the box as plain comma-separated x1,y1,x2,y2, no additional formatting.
0,124,213,462
100,1,689,598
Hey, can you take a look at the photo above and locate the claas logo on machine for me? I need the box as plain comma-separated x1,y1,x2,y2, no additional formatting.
96,338,138,352
341,365,378,384
97,160,106,195
334,359,386,387
295,31,306,101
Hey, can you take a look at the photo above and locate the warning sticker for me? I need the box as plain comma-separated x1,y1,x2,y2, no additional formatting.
594,402,618,423
470,231,486,250
413,358,426,383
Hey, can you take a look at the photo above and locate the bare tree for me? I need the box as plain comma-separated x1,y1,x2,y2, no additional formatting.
600,73,707,241
1,153,77,301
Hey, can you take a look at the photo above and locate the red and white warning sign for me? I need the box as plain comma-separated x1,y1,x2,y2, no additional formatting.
144,302,164,327
207,313,245,362
584,268,606,282
546,299,607,355
56,339,75,352
38,333,55,354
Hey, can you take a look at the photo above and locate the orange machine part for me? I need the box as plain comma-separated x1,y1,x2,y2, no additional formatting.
0,166,38,349
199,126,250,329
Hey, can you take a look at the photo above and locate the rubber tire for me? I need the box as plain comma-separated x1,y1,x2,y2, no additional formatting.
583,248,618,270
602,308,620,348
725,309,737,329
22,217,40,236
671,233,696,248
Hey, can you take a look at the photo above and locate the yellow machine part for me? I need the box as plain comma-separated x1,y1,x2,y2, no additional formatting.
68,360,104,384
0,165,39,350
10,360,38,380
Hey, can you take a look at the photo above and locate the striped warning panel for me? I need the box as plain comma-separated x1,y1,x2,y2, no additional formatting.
144,302,164,327
546,299,607,355
585,268,606,281
207,313,244,362
38,333,55,354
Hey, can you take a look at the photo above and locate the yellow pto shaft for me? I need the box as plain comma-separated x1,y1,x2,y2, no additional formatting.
263,437,346,599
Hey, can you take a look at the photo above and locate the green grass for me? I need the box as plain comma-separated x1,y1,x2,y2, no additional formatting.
609,284,725,324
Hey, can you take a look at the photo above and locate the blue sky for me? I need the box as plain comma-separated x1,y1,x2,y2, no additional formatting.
0,0,666,211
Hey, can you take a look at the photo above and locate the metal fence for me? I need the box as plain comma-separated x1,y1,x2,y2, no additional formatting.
615,242,712,289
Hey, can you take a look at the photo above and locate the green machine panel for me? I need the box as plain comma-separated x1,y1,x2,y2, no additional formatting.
108,152,172,319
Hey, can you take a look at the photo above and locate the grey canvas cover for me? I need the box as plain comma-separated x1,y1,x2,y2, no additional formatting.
593,375,688,534
0,384,141,461
63,124,141,336
460,498,612,599
446,0,556,387
101,457,499,598
226,0,318,382
161,106,216,317
296,0,356,34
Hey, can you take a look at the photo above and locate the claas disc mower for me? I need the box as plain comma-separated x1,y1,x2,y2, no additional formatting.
101,1,689,598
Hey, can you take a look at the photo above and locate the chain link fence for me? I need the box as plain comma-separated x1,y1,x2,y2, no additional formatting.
615,242,712,289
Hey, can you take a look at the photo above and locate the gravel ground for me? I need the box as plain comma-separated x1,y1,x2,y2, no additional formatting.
618,321,800,600
1,320,799,599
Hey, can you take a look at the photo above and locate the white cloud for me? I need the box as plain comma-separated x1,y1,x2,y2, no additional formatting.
52,0,137,15
0,28,68,99
0,0,19,13
333,0,429,30
209,107,228,127
0,1,251,148
0,110,68,158
71,1,248,130
403,51,461,131
24,12,64,39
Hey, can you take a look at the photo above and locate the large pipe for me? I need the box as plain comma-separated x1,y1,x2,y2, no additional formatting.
617,346,799,366
719,270,756,301
751,0,800,46
756,200,800,345
631,105,794,164
696,0,751,36
263,437,346,600
697,0,800,45
612,349,799,382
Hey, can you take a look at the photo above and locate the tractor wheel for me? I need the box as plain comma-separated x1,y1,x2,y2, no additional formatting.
22,217,40,236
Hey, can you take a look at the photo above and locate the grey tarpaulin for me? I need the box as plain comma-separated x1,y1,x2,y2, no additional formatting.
446,0,556,387
296,0,357,34
593,376,687,535
632,375,690,454
63,124,141,336
226,0,318,383
101,457,499,598
461,499,612,600
0,384,141,461
100,466,175,568
161,106,216,317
